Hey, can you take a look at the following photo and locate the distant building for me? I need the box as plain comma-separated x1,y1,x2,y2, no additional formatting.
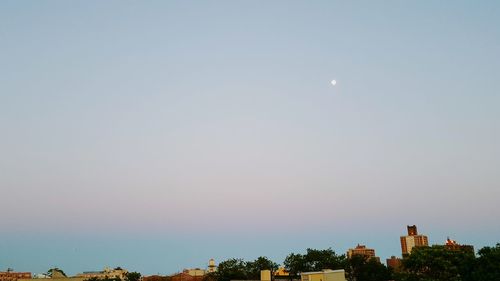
346,244,380,262
170,273,203,281
260,270,271,281
444,237,474,253
142,276,170,281
182,259,219,277
273,268,289,277
76,267,128,280
0,270,32,281
207,259,217,273
400,225,428,255
386,256,402,271
182,269,205,277
300,270,346,281
19,273,86,281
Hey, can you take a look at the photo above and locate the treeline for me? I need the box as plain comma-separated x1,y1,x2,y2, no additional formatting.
206,243,500,281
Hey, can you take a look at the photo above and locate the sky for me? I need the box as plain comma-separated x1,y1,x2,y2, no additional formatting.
1,0,499,276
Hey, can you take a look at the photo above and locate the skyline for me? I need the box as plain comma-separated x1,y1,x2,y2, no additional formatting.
1,0,499,276
0,224,491,276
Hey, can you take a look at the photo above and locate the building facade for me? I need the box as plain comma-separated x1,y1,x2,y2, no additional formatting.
0,271,32,281
76,267,128,280
170,273,203,281
300,270,346,281
400,225,429,255
182,269,205,277
273,268,289,277
444,237,474,253
346,244,380,262
207,259,217,273
386,256,402,271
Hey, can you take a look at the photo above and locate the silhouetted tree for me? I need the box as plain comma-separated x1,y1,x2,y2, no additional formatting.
246,257,279,279
471,243,500,281
125,272,142,281
398,245,475,281
284,248,346,276
216,259,248,281
345,255,390,281
283,253,306,277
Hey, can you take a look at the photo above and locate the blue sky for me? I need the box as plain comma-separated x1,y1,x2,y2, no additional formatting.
1,0,499,276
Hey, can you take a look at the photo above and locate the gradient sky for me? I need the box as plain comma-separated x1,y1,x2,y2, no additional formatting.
1,0,499,276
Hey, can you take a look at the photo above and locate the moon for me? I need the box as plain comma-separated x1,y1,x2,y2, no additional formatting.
331,79,337,86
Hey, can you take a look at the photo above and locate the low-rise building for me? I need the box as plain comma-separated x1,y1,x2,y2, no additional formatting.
76,267,128,280
273,268,289,277
0,270,32,281
19,276,86,281
170,273,203,281
386,256,402,272
300,270,346,281
182,269,205,277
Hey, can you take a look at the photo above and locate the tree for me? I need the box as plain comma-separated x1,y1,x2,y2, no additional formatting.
304,248,346,271
125,272,142,281
284,248,346,276
345,255,391,281
246,257,279,280
216,258,248,281
471,243,500,281
283,253,306,277
399,245,475,281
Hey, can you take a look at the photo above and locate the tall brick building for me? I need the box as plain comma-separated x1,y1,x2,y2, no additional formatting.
346,244,380,262
400,225,428,255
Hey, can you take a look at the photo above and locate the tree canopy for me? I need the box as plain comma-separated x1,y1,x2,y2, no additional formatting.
345,255,391,281
284,248,346,276
125,272,142,281
470,243,500,281
397,245,476,281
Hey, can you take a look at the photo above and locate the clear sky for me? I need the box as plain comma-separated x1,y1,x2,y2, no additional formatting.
1,0,499,276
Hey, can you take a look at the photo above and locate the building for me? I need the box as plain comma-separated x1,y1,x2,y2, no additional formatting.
18,268,87,281
170,273,203,281
19,275,86,281
181,258,219,277
444,237,474,253
142,276,170,281
207,259,217,274
182,269,205,277
386,256,402,271
300,270,346,281
76,267,128,280
346,244,380,262
0,270,32,281
400,225,429,255
260,271,271,281
273,268,289,277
